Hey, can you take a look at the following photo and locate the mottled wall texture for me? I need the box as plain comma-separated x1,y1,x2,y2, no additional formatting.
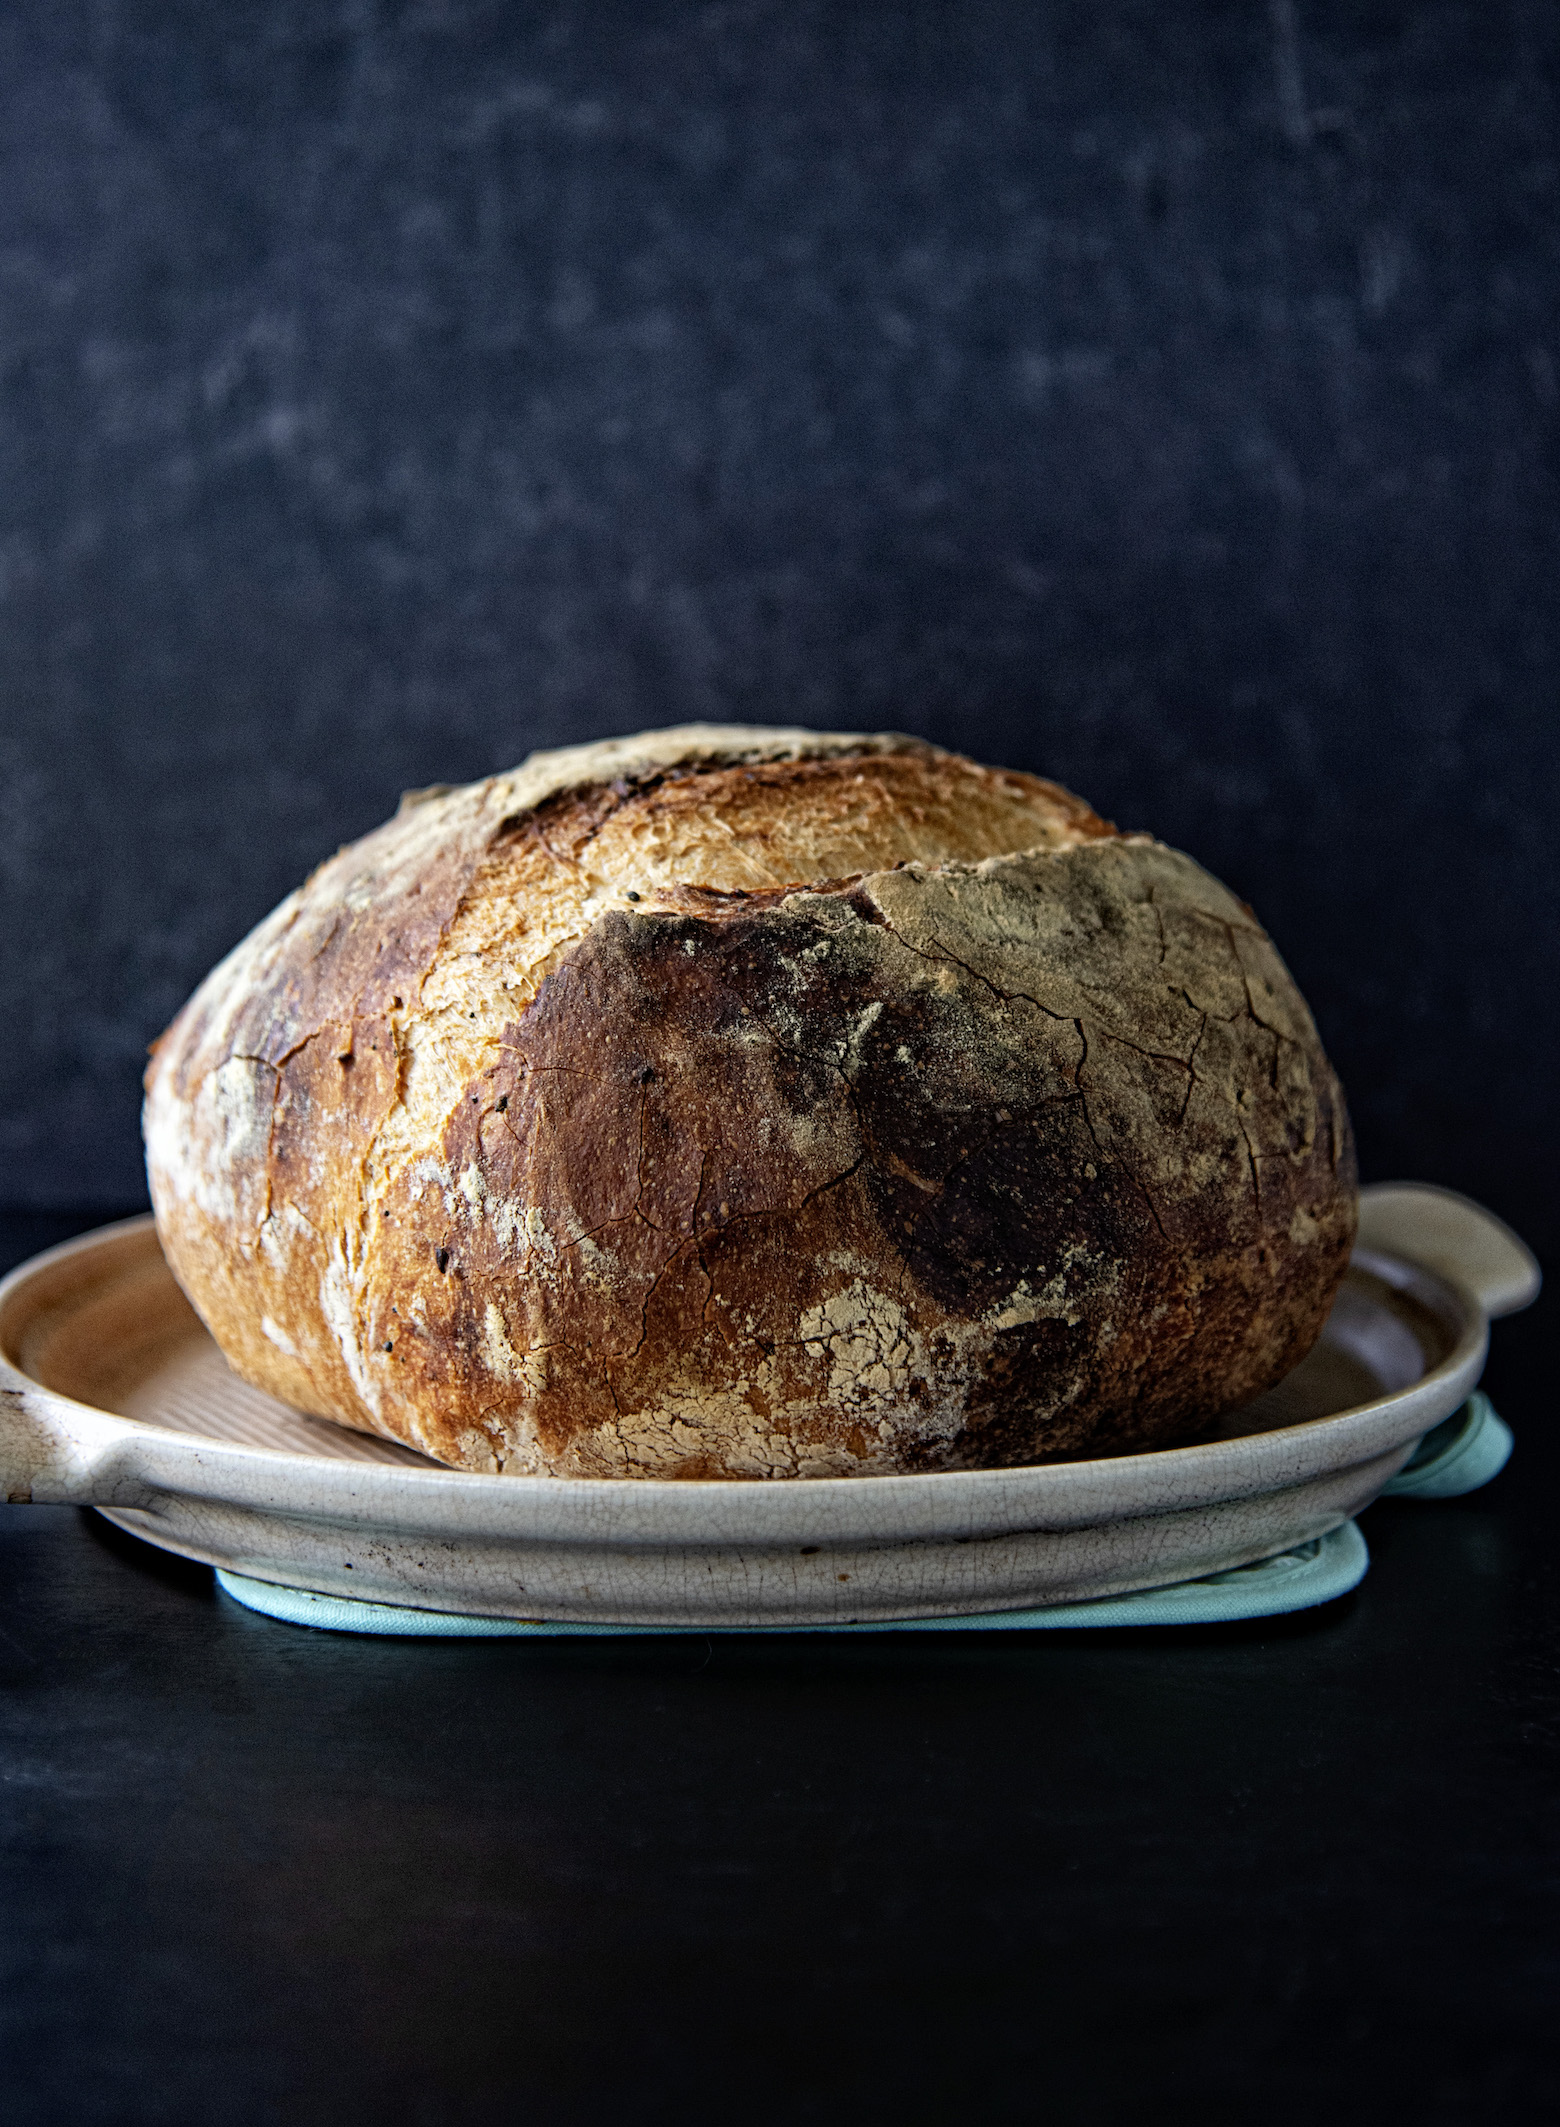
1,3,1557,1276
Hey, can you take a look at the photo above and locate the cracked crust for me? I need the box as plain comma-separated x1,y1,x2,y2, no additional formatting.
144,725,1356,1477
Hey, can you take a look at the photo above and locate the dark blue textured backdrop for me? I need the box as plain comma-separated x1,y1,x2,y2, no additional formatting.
1,1,1557,1270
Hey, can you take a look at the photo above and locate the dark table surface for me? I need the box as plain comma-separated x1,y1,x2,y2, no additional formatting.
1,1205,1555,2127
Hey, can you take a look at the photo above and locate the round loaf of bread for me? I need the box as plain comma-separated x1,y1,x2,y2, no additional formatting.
144,725,1357,1478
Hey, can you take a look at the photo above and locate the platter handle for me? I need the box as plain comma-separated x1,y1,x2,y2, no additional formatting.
1357,1182,1541,1319
0,1385,135,1505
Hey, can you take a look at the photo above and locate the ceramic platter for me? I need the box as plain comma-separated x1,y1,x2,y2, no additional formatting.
0,1184,1538,1627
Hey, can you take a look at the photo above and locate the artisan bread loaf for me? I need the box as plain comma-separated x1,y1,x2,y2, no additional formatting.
144,725,1357,1477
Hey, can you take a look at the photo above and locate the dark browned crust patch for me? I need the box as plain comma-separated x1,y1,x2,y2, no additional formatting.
363,851,1354,1476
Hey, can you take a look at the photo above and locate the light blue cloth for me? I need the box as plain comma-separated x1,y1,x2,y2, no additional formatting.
1378,1389,1512,1499
214,1393,1508,1638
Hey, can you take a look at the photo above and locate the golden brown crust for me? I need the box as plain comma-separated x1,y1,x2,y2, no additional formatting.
144,726,1356,1476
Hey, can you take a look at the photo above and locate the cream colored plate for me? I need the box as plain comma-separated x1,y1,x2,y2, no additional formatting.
0,1184,1537,1626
